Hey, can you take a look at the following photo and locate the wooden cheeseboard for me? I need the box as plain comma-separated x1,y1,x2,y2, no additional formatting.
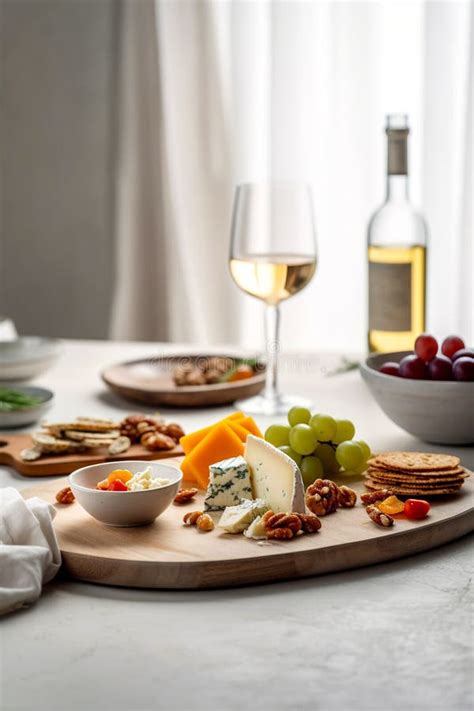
0,433,182,477
22,461,474,589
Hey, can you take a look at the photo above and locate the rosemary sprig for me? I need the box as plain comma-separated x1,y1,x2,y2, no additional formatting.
0,388,43,411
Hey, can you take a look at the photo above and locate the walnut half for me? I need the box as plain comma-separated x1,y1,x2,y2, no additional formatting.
56,486,75,504
305,479,338,516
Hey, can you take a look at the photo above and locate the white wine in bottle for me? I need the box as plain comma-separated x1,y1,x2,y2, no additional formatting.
368,114,428,353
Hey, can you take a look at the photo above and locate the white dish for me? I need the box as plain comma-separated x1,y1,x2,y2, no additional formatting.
360,351,474,445
69,461,183,527
0,337,61,380
0,385,54,428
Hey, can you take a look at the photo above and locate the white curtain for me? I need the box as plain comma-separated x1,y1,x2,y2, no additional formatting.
111,0,473,351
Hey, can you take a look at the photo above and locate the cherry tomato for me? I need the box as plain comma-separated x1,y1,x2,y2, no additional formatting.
404,498,430,520
108,479,128,491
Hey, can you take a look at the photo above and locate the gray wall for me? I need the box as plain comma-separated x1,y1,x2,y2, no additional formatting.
0,0,119,338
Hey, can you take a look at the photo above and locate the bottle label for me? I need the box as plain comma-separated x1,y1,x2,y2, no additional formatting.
369,261,411,331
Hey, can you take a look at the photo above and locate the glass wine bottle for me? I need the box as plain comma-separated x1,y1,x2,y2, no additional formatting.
368,114,428,353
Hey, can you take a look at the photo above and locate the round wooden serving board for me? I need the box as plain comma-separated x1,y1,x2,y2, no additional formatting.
101,354,265,407
23,463,474,589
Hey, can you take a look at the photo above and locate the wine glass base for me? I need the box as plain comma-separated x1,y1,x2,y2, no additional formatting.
234,393,312,417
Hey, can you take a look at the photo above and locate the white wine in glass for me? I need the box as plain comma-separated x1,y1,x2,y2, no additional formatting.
229,183,318,415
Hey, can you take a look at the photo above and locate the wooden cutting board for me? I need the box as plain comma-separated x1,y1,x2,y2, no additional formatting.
0,433,182,476
22,466,474,589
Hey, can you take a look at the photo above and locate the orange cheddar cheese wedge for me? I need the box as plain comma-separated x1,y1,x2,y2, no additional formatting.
237,415,263,438
179,412,244,455
182,423,244,489
180,456,196,484
227,419,253,442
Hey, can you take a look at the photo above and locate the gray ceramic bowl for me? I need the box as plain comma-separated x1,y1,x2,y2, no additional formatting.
360,351,474,445
0,337,61,381
69,460,183,527
0,385,54,428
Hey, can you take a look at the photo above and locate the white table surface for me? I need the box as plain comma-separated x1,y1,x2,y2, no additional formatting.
1,340,473,711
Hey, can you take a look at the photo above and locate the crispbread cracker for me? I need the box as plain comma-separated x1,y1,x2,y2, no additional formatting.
364,478,462,496
367,467,467,483
44,421,120,434
368,464,465,477
81,438,116,449
368,474,467,486
108,435,131,455
367,476,464,489
32,433,83,454
371,452,460,472
64,429,120,442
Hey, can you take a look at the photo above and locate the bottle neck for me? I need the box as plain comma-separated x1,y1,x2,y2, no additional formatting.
386,128,409,202
386,174,409,202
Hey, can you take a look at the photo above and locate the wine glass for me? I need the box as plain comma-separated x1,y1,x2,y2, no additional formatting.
229,182,318,415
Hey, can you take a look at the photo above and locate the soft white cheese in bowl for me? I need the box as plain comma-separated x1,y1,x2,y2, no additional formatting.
69,460,182,527
126,466,171,491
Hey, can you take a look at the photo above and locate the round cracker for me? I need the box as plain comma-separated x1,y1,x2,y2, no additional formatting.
367,477,464,490
364,478,462,496
367,468,467,484
368,462,464,477
371,452,460,471
366,474,463,486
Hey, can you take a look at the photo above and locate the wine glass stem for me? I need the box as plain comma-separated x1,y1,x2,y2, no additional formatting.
264,303,280,401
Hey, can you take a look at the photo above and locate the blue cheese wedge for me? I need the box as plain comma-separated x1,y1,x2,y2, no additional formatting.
244,435,305,513
204,456,253,511
218,499,269,534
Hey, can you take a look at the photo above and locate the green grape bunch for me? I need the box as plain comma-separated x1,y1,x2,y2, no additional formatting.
265,406,371,487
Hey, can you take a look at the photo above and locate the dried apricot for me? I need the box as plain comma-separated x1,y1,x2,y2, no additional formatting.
378,495,405,515
106,469,133,484
227,365,254,382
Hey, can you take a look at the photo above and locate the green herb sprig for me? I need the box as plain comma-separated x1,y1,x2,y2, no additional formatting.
0,388,43,412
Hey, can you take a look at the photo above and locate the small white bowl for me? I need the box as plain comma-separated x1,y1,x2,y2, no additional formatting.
0,385,54,429
69,460,183,527
360,351,474,445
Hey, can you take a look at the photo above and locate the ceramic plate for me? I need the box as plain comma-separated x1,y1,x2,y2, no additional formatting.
102,354,266,408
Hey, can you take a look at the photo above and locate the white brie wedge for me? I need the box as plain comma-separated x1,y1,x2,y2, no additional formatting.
244,435,305,513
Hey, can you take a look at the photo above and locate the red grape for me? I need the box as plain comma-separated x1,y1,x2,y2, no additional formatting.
452,348,474,362
428,355,453,381
441,335,465,359
380,362,400,377
414,333,438,362
453,357,474,382
399,354,428,379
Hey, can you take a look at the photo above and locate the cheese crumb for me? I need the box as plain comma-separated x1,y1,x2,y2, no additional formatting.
126,466,170,491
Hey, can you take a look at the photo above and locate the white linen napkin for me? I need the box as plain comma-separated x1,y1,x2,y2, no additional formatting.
0,488,61,615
